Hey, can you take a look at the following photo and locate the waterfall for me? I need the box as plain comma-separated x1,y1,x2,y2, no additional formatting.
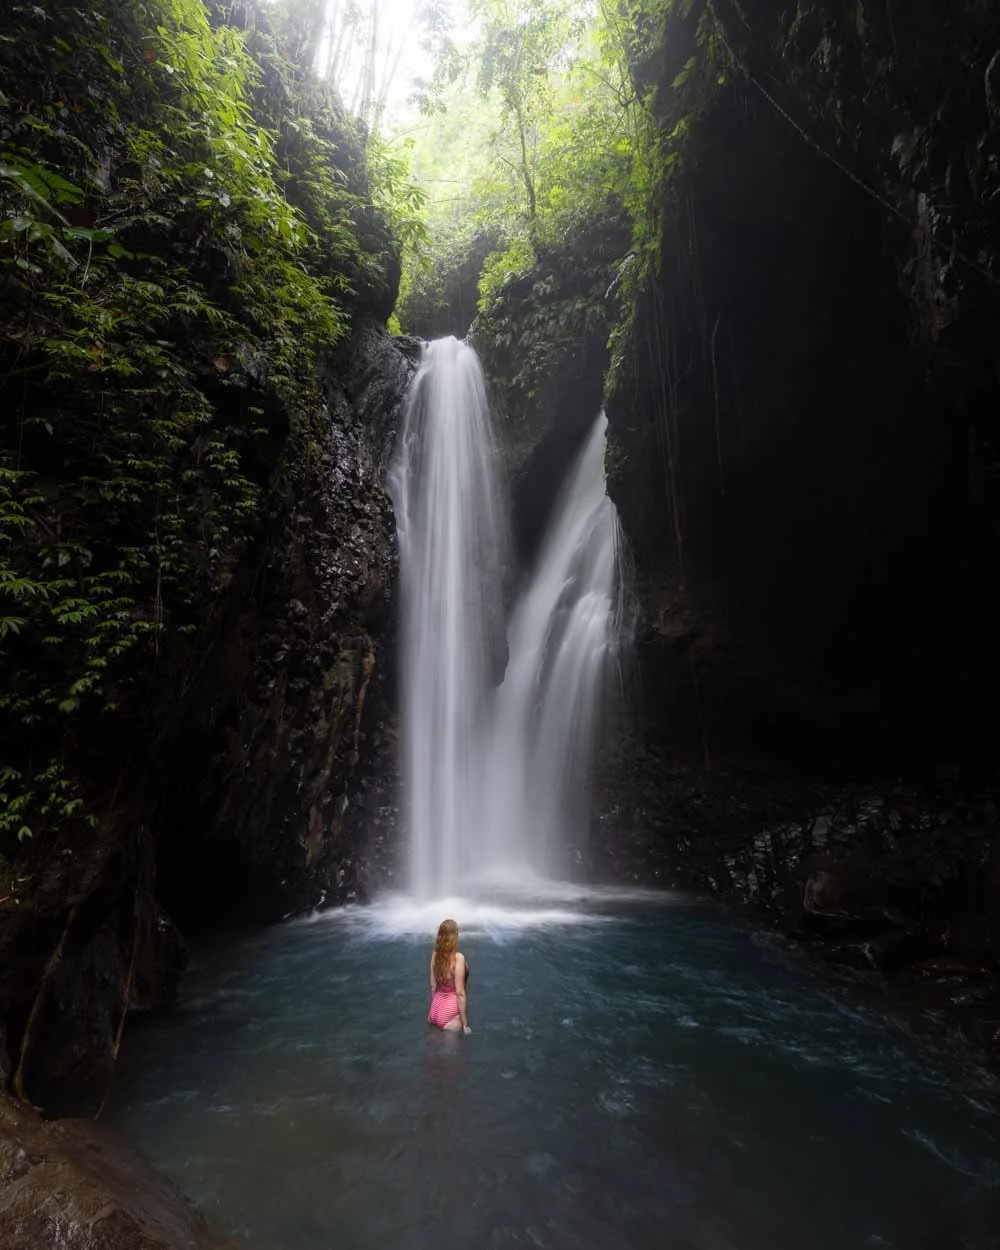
483,415,622,882
389,337,622,899
388,338,508,899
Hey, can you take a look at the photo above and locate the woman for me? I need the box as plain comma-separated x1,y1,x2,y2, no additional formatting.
427,918,471,1033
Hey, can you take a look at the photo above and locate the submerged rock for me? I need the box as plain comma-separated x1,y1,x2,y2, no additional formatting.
0,1096,231,1250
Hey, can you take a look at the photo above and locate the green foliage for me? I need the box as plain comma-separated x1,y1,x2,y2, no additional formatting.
394,72,503,330
397,224,499,339
396,0,696,345
602,0,730,392
366,135,429,257
477,231,537,309
472,0,584,225
0,0,398,853
472,210,630,430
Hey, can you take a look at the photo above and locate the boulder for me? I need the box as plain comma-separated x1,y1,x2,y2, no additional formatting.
0,1096,231,1250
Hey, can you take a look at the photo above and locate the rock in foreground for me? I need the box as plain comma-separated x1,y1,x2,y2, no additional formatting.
0,1096,231,1250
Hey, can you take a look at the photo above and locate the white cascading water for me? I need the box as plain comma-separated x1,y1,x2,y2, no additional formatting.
389,337,622,900
387,338,508,899
483,414,622,881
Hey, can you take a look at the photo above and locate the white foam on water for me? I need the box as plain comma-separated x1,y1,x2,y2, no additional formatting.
300,882,680,940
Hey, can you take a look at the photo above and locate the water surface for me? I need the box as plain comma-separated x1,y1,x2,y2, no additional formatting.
108,890,1000,1249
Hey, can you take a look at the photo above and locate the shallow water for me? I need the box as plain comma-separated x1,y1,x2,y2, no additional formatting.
108,890,1000,1249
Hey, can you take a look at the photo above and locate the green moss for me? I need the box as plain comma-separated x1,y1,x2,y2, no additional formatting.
472,210,631,432
0,0,397,853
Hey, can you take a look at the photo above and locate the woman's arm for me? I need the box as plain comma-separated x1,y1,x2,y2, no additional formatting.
429,952,437,996
455,952,470,1033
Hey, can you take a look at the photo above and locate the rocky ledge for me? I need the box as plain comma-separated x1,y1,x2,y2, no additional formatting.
595,745,1000,1079
0,1095,230,1249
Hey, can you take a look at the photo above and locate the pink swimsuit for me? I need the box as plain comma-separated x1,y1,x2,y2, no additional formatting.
427,960,469,1028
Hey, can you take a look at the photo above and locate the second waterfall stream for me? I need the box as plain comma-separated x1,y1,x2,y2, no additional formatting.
388,336,624,898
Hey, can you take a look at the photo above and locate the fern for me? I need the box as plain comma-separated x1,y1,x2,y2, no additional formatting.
0,0,399,854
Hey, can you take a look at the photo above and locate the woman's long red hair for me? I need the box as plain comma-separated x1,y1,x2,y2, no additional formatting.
433,918,458,984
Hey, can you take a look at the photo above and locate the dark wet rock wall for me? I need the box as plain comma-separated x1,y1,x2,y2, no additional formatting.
0,321,412,1114
607,0,1000,776
153,321,412,929
472,214,630,573
595,0,1000,1066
